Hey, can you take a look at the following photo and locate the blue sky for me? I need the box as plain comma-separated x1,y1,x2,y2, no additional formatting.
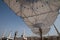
0,0,60,37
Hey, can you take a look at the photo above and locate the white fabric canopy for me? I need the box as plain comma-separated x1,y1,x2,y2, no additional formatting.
4,0,60,35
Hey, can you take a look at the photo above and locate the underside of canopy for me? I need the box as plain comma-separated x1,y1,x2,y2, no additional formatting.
4,0,60,35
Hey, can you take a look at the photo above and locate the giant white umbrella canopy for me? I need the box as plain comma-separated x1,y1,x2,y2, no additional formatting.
4,0,60,35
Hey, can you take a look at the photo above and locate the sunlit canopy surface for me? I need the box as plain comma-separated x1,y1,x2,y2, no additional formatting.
4,0,60,35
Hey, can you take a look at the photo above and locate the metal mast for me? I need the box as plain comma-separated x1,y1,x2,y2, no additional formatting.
53,24,60,36
39,28,42,40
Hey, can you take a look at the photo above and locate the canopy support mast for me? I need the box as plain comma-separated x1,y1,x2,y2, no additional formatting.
39,27,42,40
53,24,60,36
